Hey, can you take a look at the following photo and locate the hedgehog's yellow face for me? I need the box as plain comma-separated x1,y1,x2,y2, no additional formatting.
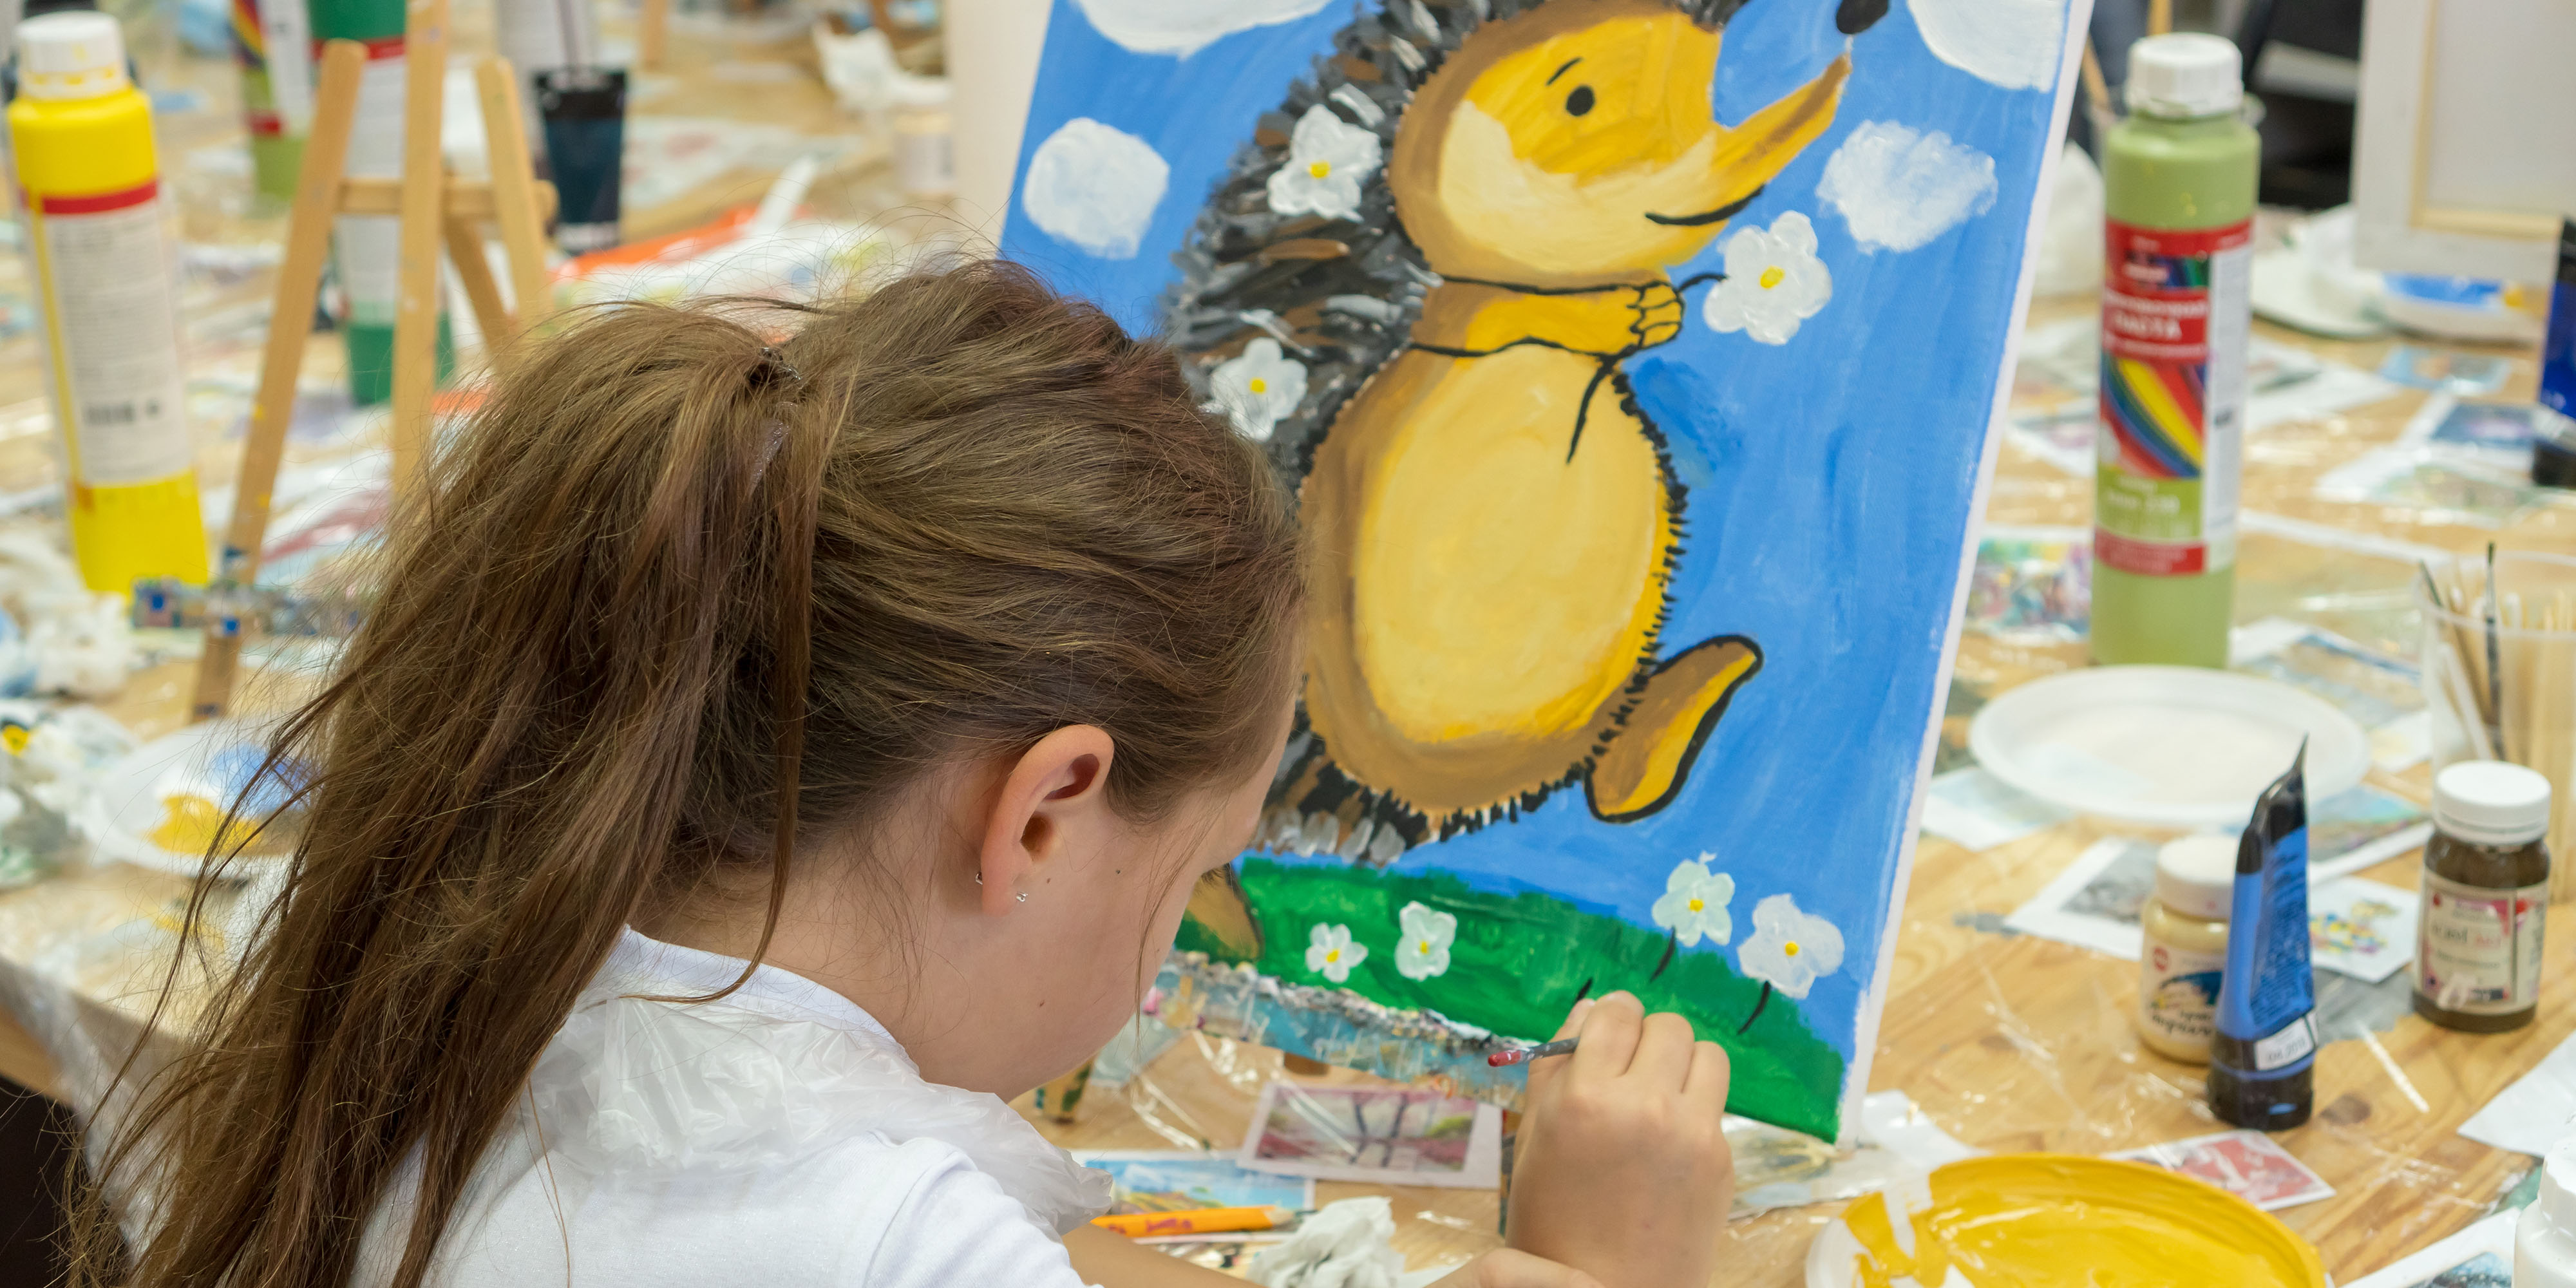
1389,4,1847,283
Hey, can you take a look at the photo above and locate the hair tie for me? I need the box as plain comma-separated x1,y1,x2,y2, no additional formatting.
753,345,803,390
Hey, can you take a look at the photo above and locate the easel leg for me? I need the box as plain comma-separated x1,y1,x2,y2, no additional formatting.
442,205,512,367
477,58,555,334
640,0,671,71
189,41,369,723
390,0,450,497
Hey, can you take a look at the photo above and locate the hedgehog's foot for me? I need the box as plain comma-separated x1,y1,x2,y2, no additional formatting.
1585,636,1764,822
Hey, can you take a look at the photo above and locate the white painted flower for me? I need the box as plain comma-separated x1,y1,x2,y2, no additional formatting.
1306,922,1367,983
1265,104,1381,222
1702,212,1832,345
1208,337,1307,440
1736,894,1846,1000
1394,900,1457,980
1649,854,1735,947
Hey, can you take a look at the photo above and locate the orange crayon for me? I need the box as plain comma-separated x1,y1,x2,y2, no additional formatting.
1090,1204,1293,1238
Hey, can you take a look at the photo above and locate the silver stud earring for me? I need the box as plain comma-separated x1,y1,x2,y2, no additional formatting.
974,873,983,885
1016,892,1028,904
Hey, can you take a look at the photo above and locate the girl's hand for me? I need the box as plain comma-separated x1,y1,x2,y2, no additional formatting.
1502,992,1734,1287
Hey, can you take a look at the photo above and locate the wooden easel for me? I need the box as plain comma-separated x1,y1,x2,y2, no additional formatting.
187,19,558,721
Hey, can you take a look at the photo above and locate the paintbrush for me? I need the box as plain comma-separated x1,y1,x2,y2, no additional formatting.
2489,544,2506,754
1486,1036,1578,1067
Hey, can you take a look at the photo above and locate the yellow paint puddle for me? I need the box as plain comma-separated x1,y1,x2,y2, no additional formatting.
1809,1155,2323,1288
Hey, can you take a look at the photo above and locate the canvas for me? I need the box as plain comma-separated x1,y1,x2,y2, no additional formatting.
1004,0,2086,1141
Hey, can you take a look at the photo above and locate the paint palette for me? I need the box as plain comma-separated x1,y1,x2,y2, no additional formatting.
1968,666,2371,827
1806,1155,2325,1287
82,721,308,876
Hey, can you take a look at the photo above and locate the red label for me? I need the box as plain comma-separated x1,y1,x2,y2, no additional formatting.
36,180,158,216
312,34,404,60
2103,218,2251,363
2094,527,2206,576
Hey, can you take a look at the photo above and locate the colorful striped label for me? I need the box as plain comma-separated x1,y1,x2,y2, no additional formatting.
2096,218,2252,578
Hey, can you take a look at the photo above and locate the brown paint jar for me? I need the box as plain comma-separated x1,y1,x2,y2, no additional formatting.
2416,761,2553,1032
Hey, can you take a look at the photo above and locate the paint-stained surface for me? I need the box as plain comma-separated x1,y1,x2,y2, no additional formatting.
1005,0,2080,1140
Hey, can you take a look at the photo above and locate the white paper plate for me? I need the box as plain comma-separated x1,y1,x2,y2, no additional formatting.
1967,666,2370,827
81,721,298,876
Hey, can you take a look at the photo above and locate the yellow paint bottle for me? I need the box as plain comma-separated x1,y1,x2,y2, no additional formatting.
9,12,207,593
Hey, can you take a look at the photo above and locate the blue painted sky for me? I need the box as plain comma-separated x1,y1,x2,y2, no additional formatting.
1004,0,2072,1065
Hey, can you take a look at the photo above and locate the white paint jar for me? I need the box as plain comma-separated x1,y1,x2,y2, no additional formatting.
891,76,955,199
2137,835,2235,1063
2521,1139,2576,1288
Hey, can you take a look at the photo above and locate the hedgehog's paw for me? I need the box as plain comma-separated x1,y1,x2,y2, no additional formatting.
1585,636,1764,822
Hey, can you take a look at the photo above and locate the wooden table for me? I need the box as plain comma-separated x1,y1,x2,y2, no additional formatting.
1011,297,2576,1282
0,27,2564,1286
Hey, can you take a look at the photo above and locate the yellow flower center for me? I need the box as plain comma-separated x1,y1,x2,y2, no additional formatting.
1785,941,1801,957
1248,377,1267,394
1759,265,1786,290
1687,898,1703,913
1309,160,1332,179
1325,949,1340,962
1418,940,1431,952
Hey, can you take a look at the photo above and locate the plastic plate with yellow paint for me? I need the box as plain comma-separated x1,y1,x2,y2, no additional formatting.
80,721,307,876
1805,1154,2325,1288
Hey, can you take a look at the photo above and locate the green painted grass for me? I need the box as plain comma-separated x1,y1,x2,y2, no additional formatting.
1179,859,1847,1139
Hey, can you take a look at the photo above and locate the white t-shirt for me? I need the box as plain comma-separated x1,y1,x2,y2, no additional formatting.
354,930,1109,1287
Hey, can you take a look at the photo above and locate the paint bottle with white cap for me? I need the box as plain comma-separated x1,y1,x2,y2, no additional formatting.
2138,834,2235,1063
7,10,207,592
2089,33,2258,668
2416,760,2552,1032
2521,1137,2576,1288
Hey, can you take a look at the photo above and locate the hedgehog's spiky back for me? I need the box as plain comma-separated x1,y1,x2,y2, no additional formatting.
1162,0,1748,486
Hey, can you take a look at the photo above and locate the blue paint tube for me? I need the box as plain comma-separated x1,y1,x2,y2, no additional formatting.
2535,219,2576,488
2208,744,2315,1131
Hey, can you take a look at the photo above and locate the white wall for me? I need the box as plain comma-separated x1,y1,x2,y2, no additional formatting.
947,0,1054,245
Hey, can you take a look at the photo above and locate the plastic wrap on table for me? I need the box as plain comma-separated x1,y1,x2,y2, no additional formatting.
1966,527,2090,643
0,703,135,888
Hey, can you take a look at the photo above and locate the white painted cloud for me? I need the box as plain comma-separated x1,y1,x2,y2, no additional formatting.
1909,0,2067,91
1817,121,1998,253
1073,0,1336,57
1021,118,1170,259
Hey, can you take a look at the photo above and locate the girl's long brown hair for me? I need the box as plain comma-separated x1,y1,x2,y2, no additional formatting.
69,261,1305,1288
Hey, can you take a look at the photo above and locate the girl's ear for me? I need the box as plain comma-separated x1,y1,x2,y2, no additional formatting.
976,724,1118,916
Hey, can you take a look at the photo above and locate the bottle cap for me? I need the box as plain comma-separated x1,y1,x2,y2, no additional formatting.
2154,835,2239,921
17,12,129,102
2546,1137,2576,1231
2126,33,2242,118
889,75,951,109
2432,761,2553,846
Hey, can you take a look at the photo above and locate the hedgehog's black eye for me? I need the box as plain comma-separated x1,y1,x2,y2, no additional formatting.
1565,85,1595,117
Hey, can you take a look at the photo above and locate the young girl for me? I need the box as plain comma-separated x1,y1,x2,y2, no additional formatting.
75,263,1736,1287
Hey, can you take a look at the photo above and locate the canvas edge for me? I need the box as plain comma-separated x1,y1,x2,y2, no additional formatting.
1831,0,2101,1151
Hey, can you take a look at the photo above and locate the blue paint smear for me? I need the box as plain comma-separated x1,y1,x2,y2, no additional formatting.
1004,0,2071,1066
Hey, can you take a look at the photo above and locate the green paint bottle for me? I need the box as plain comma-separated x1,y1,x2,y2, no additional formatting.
2091,34,2259,668
307,0,449,406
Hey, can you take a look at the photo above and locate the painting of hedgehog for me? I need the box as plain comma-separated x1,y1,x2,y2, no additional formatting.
1009,0,2080,1139
1165,0,1886,894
